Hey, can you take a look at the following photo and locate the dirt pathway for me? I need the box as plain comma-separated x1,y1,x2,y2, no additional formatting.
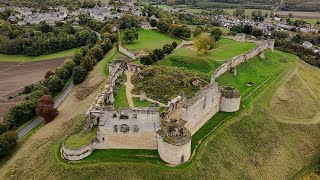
124,70,134,108
176,40,193,49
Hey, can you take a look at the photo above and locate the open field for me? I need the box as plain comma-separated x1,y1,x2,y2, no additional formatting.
0,48,79,62
223,8,271,16
0,58,66,121
291,18,319,24
157,38,256,77
1,48,320,179
276,11,320,19
123,29,182,51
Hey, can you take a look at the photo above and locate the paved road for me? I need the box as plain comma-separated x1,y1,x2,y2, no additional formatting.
17,82,74,139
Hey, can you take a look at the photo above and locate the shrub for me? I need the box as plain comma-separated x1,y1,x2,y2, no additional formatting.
92,46,104,61
210,28,222,41
172,41,178,49
43,75,65,96
44,71,55,79
153,48,164,60
0,131,17,157
73,66,88,84
163,44,174,54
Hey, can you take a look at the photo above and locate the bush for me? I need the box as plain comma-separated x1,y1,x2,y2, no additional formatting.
43,75,65,96
92,46,104,61
172,41,178,48
163,44,174,54
210,28,222,41
153,48,164,60
0,131,17,157
140,56,153,65
73,66,88,84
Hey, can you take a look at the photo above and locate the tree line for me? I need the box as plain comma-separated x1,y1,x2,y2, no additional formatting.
0,21,97,56
140,41,178,65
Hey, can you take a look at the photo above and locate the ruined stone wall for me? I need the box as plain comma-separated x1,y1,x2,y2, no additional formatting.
95,107,160,149
157,135,191,165
119,44,138,60
211,40,275,82
61,137,97,161
182,82,221,135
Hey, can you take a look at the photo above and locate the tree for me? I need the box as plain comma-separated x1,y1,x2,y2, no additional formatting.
140,55,153,65
73,66,88,84
44,71,55,79
172,41,178,49
36,95,58,123
210,28,222,41
92,46,104,61
150,19,157,27
123,29,139,44
43,75,64,96
193,33,215,54
163,44,174,54
153,48,164,60
118,15,140,29
157,20,171,32
80,53,96,71
168,24,191,39
0,131,17,157
252,29,263,37
193,28,202,38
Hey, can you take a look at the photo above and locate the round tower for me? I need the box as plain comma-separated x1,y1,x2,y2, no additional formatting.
219,86,241,112
157,120,191,165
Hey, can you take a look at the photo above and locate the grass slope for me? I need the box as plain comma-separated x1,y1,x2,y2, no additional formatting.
0,48,80,62
2,50,320,179
123,29,182,51
157,38,256,77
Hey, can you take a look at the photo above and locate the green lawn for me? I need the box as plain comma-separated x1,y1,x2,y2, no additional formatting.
223,8,271,16
133,97,153,107
123,29,182,51
0,48,80,62
114,84,129,110
101,48,118,76
157,38,256,77
64,126,98,149
216,50,297,97
291,18,319,24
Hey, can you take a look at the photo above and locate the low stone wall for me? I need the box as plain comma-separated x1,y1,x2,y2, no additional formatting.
61,134,98,161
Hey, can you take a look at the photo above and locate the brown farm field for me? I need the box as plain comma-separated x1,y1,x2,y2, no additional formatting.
0,58,66,121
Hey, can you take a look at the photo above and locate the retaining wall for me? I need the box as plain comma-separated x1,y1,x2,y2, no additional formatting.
61,137,97,161
211,40,275,82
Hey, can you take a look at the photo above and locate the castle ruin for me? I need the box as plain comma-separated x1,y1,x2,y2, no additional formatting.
61,37,275,165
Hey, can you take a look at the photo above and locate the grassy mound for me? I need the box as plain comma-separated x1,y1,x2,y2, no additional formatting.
64,126,97,149
123,29,181,51
132,66,208,103
270,60,320,121
157,38,256,76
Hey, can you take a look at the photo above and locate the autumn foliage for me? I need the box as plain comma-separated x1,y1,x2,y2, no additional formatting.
36,95,59,123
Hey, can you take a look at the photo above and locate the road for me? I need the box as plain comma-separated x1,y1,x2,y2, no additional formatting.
17,82,74,139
